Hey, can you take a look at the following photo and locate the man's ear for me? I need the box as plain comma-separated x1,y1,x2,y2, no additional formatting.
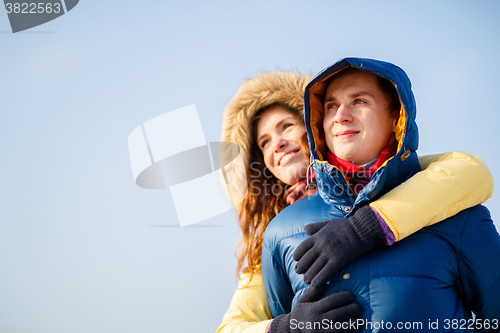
391,110,401,132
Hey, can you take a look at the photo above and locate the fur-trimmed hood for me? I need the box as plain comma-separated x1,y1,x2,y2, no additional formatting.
220,71,312,211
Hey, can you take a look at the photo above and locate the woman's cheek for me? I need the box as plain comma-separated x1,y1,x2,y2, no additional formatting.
263,154,272,169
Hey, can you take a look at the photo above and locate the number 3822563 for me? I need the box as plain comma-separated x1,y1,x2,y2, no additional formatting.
5,3,62,14
444,319,499,330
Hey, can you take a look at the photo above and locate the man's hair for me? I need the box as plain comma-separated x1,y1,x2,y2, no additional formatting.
325,67,401,118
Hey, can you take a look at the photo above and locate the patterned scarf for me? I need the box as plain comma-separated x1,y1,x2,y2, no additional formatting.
283,175,318,205
326,141,398,195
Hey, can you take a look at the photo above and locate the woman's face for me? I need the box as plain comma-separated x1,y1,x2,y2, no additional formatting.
256,105,309,185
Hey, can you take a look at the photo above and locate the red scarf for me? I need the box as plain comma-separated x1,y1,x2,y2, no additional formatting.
283,175,318,205
327,141,398,195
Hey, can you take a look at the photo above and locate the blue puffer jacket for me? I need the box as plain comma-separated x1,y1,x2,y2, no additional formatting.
262,58,500,332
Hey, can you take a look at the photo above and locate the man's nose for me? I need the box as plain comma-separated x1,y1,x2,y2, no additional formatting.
333,104,353,123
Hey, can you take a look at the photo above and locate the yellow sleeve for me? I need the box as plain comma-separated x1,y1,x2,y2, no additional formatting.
370,151,494,241
216,270,273,333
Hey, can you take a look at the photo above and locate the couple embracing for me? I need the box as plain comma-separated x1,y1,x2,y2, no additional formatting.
217,58,500,333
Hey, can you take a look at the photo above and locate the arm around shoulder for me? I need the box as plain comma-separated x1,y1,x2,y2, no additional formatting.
370,151,494,241
216,270,272,333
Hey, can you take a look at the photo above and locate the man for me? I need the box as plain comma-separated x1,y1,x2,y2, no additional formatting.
262,58,500,332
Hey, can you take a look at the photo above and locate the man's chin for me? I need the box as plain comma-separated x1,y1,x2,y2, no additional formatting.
334,151,358,163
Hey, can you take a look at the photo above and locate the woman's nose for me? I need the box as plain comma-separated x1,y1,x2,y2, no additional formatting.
273,138,287,152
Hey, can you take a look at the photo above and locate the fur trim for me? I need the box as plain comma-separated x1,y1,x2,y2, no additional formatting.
220,71,312,211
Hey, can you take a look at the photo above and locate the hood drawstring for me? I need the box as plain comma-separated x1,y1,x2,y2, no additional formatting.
400,145,411,162
306,155,316,190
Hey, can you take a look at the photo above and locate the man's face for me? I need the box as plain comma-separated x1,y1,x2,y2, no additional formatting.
323,71,398,165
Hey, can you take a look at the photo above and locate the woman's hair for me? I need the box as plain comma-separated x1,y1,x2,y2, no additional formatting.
235,103,309,281
219,71,312,281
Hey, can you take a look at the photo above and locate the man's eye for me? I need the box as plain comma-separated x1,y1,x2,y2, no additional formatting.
326,104,338,110
355,99,366,104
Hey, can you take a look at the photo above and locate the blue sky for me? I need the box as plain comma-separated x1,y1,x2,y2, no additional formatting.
1,1,499,332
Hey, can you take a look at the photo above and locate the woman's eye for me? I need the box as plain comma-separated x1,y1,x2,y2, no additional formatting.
283,123,294,130
260,140,269,149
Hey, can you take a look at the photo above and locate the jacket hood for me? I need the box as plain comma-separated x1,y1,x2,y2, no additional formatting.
304,58,421,208
220,71,312,211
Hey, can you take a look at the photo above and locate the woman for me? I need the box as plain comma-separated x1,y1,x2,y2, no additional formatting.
217,71,493,333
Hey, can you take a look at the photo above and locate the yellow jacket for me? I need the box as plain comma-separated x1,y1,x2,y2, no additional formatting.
216,151,493,333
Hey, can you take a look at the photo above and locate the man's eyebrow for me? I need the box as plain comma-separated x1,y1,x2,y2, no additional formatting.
324,91,374,103
351,91,373,98
324,96,336,103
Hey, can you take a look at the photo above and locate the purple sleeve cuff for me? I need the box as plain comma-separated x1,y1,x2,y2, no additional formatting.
266,321,272,333
370,207,395,246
